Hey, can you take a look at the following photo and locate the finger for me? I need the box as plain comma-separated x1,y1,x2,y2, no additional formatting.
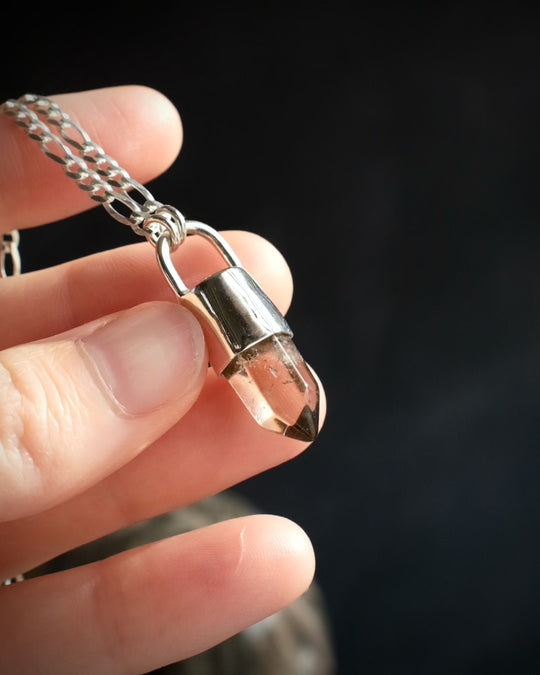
0,231,311,575
0,301,208,522
0,368,326,579
0,515,314,675
0,231,293,350
0,85,182,232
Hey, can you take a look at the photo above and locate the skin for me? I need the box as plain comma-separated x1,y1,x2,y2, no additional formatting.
0,86,326,674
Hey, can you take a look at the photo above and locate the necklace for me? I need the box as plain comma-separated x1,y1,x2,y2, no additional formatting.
0,94,320,442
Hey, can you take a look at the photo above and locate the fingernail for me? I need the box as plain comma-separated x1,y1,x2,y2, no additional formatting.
81,302,205,415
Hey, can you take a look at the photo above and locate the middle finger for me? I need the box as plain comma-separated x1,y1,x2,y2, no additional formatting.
0,366,324,578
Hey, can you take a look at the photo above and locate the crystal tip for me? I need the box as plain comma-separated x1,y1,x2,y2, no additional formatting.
282,403,320,443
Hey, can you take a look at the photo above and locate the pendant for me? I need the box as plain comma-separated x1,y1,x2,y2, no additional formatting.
155,219,320,442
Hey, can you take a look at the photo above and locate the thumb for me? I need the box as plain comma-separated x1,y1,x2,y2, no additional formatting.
0,302,206,522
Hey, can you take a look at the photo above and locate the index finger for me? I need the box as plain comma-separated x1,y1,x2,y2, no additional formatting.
0,85,183,232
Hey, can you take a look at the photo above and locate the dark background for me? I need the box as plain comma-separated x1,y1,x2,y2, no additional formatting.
4,6,540,674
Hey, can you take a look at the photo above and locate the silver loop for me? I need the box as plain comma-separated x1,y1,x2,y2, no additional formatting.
142,205,187,249
185,221,242,266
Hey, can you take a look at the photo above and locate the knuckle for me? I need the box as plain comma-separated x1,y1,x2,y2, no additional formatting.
90,559,136,670
0,347,82,486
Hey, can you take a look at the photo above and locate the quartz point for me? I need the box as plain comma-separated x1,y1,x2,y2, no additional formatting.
223,334,320,441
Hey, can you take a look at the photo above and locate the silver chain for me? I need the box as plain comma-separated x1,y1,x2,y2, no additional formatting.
0,93,187,273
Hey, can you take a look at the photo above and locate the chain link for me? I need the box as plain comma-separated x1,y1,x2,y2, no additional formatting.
1,230,21,277
0,94,186,246
1,574,24,586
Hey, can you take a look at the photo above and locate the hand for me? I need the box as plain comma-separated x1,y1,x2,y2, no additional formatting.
0,86,325,674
